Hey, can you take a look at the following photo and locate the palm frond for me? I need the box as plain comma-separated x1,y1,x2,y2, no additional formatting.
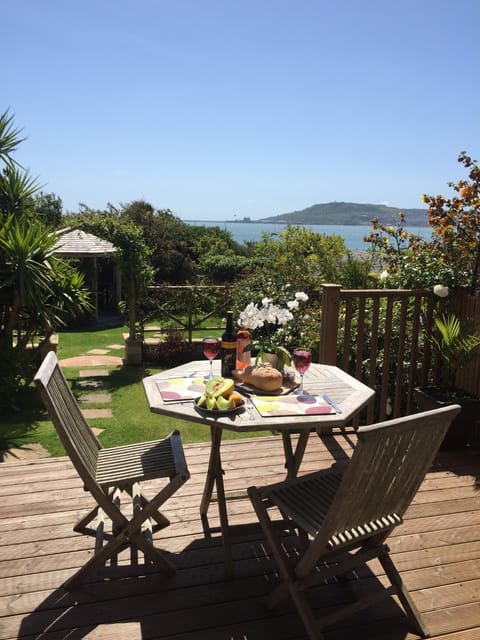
0,109,26,168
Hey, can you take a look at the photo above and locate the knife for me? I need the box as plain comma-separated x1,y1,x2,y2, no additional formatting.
323,393,342,413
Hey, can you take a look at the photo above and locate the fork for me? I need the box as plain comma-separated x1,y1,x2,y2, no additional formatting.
246,399,255,421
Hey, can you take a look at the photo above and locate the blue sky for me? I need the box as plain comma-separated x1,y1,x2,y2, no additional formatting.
3,0,479,220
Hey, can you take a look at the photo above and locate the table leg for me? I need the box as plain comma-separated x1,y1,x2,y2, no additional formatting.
199,425,234,577
281,430,310,478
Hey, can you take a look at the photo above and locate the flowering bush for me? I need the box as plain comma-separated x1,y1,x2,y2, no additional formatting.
366,152,480,294
422,151,480,293
237,291,309,369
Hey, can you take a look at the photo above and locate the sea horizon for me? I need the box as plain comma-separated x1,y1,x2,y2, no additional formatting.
181,219,431,252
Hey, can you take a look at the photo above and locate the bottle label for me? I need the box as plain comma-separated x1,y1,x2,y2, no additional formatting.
221,348,236,376
236,337,251,370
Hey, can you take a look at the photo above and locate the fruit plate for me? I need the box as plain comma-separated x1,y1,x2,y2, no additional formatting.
194,398,245,417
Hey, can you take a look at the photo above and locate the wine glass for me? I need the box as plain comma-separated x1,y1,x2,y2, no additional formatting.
293,348,312,395
202,337,220,380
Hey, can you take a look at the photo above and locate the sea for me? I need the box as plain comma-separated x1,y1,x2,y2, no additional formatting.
183,220,432,252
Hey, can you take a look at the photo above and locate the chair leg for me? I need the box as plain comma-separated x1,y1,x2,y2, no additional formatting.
249,488,325,640
73,485,118,531
378,552,430,638
125,485,170,530
74,504,100,531
288,584,326,640
65,473,188,589
248,488,296,600
65,513,177,589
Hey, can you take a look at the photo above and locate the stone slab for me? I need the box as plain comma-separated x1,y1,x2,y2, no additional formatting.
77,379,110,390
81,408,113,419
87,349,110,355
59,355,123,367
106,344,124,350
1,443,50,462
79,369,110,377
79,393,112,404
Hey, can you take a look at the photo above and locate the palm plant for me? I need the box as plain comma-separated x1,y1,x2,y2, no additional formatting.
0,110,93,411
430,314,480,392
0,216,91,347
0,165,41,218
0,108,25,167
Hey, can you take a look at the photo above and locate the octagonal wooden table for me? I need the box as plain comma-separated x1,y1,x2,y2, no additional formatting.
143,360,375,575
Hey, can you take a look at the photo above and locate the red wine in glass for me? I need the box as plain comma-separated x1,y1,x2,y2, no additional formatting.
293,348,312,395
202,337,220,379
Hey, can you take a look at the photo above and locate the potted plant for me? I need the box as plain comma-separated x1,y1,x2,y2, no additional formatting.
414,313,480,449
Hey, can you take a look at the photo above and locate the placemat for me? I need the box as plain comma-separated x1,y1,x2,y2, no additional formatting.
156,377,205,402
251,394,335,417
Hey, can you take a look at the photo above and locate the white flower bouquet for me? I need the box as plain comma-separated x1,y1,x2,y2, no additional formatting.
237,291,309,370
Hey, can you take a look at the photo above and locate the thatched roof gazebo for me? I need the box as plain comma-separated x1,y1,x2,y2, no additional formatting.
54,228,117,257
54,228,120,319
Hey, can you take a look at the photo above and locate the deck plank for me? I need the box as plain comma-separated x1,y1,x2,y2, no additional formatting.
0,432,479,640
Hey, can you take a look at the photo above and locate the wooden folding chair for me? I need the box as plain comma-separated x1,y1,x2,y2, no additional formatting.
248,405,461,639
34,352,190,589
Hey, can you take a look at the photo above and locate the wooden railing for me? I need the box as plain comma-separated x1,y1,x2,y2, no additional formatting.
451,292,480,397
145,284,480,421
145,285,231,341
318,284,441,425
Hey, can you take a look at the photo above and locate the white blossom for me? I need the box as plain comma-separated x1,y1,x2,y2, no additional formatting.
295,291,309,301
238,293,304,332
380,270,389,281
276,308,294,325
433,284,449,298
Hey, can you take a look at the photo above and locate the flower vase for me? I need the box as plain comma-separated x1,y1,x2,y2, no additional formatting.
261,352,279,369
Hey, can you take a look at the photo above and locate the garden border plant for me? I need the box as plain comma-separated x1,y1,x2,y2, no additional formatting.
0,110,92,413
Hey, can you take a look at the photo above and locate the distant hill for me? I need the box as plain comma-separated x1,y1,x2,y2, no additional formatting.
260,201,429,226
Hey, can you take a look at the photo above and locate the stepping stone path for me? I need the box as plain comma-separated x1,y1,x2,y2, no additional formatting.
79,393,112,403
66,352,123,430
79,368,111,378
1,346,124,463
1,443,50,463
75,357,119,420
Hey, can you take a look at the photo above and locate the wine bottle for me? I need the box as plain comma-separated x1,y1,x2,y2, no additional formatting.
236,328,251,370
221,311,237,377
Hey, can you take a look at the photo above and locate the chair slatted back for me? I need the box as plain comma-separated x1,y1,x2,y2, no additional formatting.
298,405,460,576
34,352,102,485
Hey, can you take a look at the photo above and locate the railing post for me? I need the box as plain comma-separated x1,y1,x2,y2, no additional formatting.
319,284,342,364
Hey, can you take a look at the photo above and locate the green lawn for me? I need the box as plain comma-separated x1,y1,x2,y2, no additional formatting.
1,324,267,457
57,324,128,359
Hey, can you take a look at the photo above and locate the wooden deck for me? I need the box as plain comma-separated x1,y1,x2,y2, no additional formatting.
0,430,479,640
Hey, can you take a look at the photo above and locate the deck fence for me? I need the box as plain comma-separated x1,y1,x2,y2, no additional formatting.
318,284,442,424
145,284,480,423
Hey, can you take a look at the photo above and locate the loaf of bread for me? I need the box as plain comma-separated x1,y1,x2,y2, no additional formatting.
235,363,283,391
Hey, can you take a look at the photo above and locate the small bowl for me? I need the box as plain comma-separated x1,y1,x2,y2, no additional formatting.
194,398,245,416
